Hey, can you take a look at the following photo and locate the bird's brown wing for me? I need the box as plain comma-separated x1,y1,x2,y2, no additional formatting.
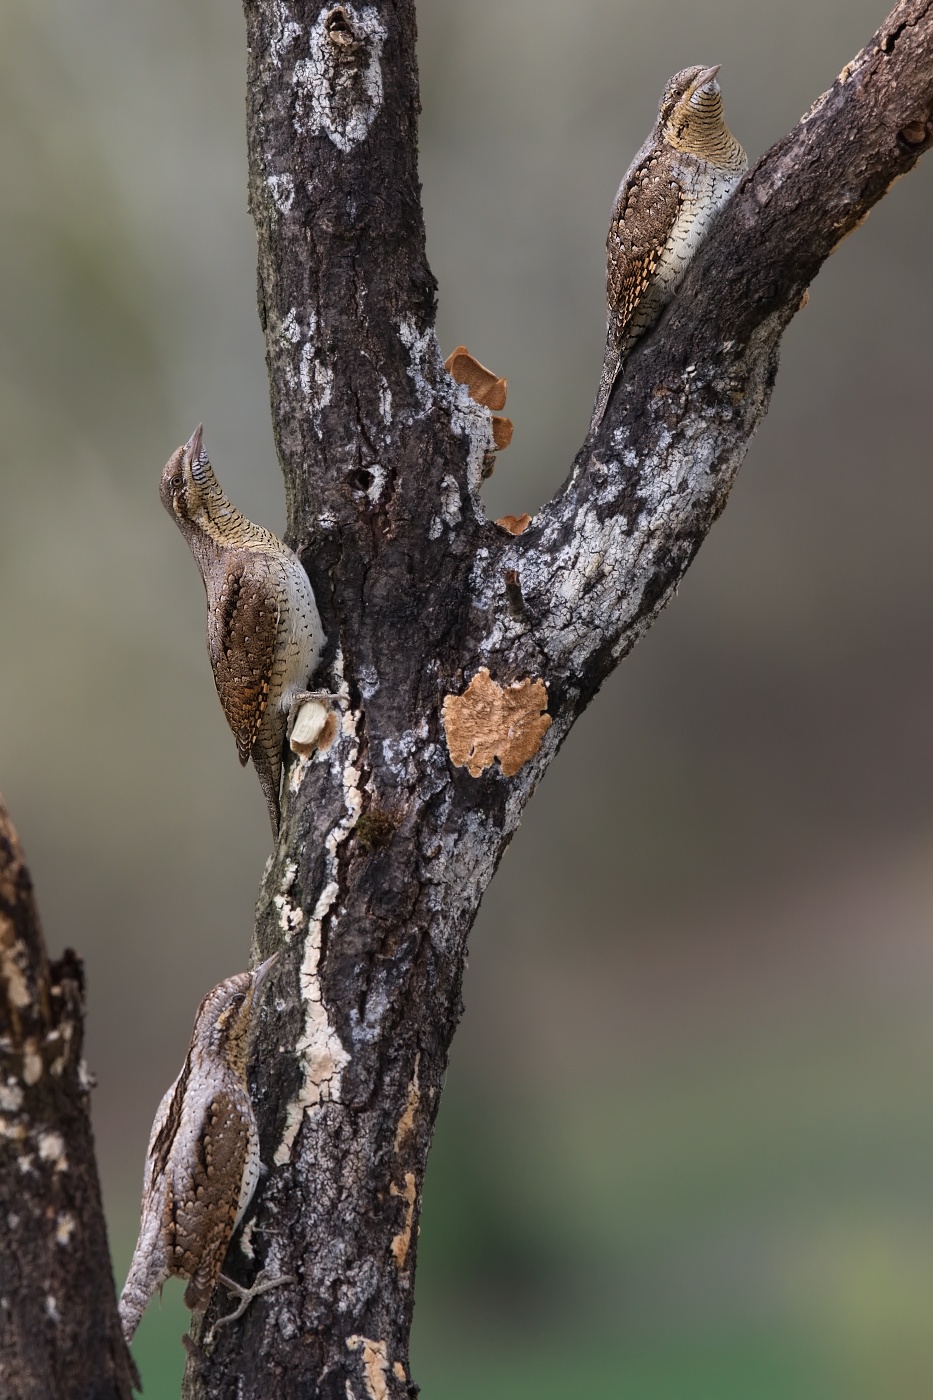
208,562,280,765
606,154,684,352
591,155,684,429
168,1088,251,1310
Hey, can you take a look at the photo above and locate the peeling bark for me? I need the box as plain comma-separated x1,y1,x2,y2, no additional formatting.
175,1,933,1395
0,799,136,1400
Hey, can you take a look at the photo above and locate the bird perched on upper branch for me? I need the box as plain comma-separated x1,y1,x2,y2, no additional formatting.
590,65,747,431
118,956,280,1342
160,426,326,836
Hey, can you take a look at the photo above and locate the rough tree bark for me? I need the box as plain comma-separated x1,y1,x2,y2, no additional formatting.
0,798,137,1400
173,2,933,1395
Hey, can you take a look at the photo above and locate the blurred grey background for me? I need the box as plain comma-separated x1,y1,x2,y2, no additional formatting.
1,1,932,1395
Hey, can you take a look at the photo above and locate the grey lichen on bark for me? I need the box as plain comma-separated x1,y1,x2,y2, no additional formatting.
180,1,933,1396
0,798,136,1400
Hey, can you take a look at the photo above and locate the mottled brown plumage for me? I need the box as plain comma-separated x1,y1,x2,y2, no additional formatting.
591,65,747,430
160,426,325,836
118,957,278,1342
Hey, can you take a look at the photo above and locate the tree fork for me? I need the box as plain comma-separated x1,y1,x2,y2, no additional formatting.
173,0,930,1394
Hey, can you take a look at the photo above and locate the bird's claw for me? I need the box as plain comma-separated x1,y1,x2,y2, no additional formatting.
206,1269,296,1343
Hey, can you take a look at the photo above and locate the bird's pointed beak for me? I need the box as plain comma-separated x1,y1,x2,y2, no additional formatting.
185,423,204,462
252,951,280,991
694,64,721,93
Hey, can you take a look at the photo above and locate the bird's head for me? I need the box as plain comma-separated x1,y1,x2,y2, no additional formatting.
160,424,226,531
193,953,280,1073
659,65,743,166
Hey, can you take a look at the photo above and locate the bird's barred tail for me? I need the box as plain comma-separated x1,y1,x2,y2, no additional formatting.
589,347,621,435
118,1217,167,1342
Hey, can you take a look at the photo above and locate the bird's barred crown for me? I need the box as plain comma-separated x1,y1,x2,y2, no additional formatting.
192,955,278,1074
160,424,280,553
160,423,228,529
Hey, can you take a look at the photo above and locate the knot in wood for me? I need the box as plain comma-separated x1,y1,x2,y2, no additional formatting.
325,7,357,50
897,119,930,149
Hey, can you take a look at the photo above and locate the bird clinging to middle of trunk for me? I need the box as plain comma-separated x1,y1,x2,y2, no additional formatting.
590,65,747,432
160,425,326,837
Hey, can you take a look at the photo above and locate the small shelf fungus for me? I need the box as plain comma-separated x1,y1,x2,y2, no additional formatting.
495,513,532,535
444,346,514,477
442,667,552,779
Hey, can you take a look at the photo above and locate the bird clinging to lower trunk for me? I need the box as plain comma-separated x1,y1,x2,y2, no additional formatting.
118,956,279,1342
590,65,747,432
160,426,326,837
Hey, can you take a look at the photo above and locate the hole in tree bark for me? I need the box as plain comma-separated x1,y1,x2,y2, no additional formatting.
325,7,357,49
349,467,375,492
897,120,930,149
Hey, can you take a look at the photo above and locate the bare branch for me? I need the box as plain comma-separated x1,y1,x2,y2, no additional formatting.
478,0,933,696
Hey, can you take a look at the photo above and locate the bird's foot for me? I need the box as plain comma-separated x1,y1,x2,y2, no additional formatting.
206,1270,296,1341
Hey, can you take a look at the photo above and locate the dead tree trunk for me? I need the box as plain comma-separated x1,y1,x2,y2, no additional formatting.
0,799,136,1400
172,2,933,1395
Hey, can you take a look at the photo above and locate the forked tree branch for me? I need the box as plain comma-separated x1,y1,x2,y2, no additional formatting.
178,0,928,1394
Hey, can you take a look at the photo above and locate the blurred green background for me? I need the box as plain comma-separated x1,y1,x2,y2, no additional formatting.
1,0,932,1395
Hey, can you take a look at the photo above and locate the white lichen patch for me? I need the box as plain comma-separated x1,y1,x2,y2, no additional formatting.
300,341,334,410
278,309,335,424
22,1040,42,1086
37,1131,67,1172
474,407,734,681
0,1083,23,1113
267,173,296,215
347,1336,390,1400
281,308,303,346
364,463,387,505
270,0,302,66
380,720,440,793
46,1021,74,1077
275,703,362,1166
45,1295,59,1324
55,1212,76,1246
397,317,491,515
293,6,387,153
447,382,495,502
357,664,380,700
397,316,439,411
273,858,305,943
438,475,461,529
